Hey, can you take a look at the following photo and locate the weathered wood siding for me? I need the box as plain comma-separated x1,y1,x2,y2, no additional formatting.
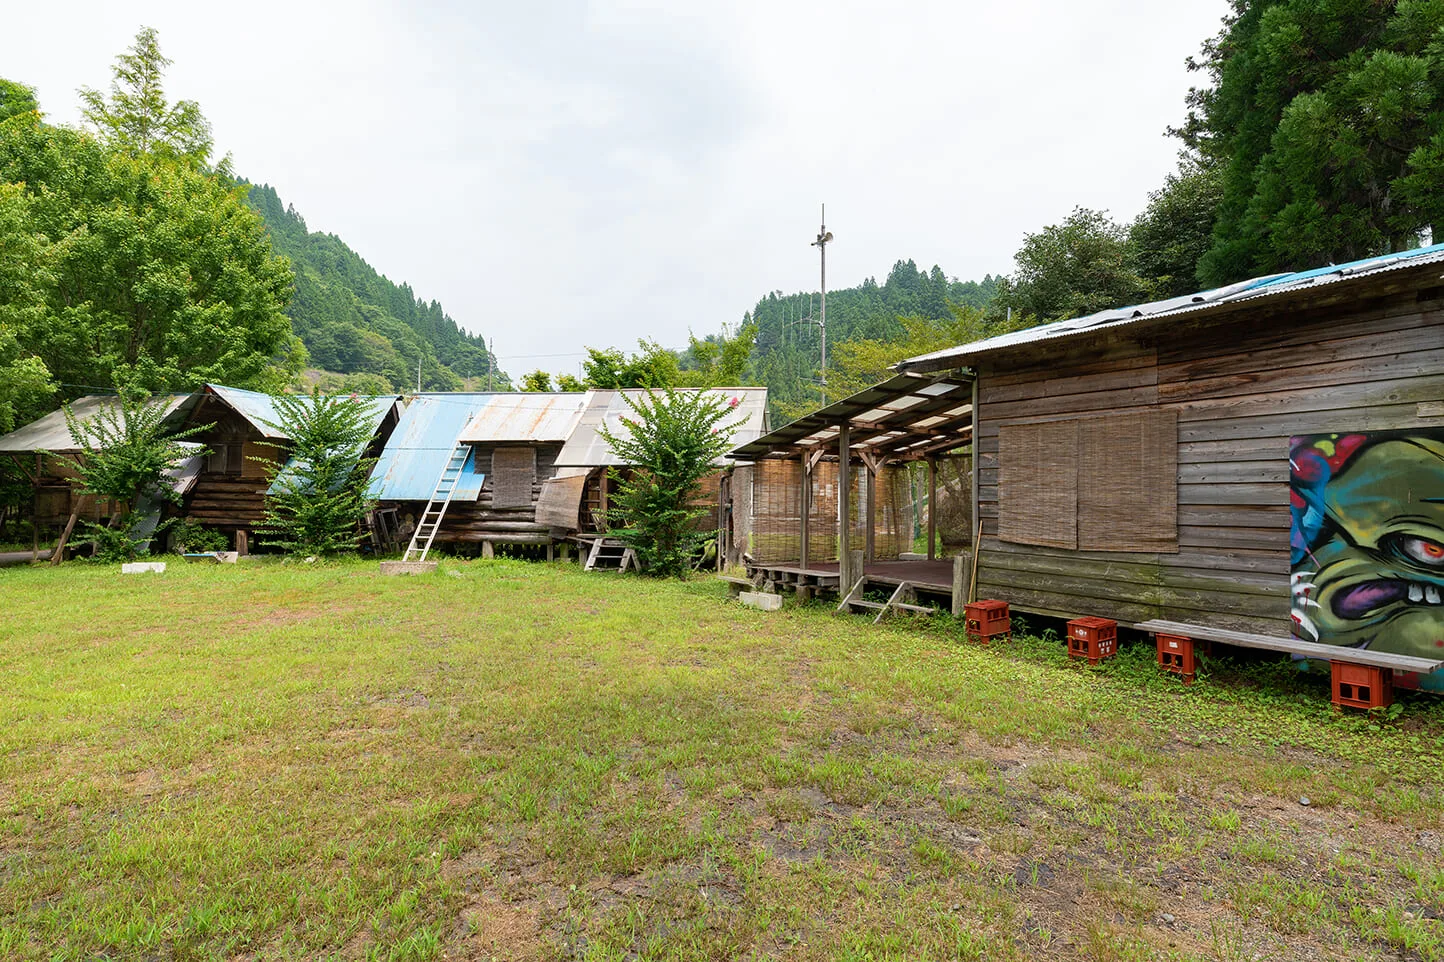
437,443,561,544
184,405,283,532
976,286,1444,633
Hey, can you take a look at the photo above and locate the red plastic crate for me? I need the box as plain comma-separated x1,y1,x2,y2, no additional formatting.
1156,633,1197,684
964,600,1011,644
1331,662,1393,711
1066,617,1117,665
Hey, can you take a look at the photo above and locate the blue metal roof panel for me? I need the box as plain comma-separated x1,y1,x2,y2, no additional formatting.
896,241,1444,372
368,394,491,501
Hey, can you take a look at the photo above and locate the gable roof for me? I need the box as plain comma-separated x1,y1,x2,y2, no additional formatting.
555,388,770,467
896,241,1444,374
0,394,196,454
456,392,588,443
201,384,401,441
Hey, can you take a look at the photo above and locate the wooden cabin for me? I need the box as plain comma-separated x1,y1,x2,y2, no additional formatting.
548,388,770,565
370,393,589,554
890,242,1444,690
371,388,769,561
0,394,201,557
180,385,402,550
727,375,976,605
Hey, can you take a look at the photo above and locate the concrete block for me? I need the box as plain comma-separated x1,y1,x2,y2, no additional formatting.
739,591,783,611
122,562,166,574
215,551,239,564
380,560,438,576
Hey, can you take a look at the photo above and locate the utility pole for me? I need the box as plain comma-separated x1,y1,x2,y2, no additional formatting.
811,205,833,404
417,356,422,393
487,338,495,391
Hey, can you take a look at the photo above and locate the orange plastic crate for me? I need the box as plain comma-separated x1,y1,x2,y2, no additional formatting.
964,600,1011,644
1331,662,1393,711
1156,633,1197,684
1066,617,1117,664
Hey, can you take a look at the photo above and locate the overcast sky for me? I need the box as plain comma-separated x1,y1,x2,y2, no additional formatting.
5,0,1229,379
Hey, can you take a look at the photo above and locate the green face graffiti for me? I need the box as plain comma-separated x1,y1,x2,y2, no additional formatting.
1295,436,1444,660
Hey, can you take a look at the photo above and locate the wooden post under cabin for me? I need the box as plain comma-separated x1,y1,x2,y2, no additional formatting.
927,457,937,561
50,508,79,566
598,470,609,526
837,422,852,590
951,552,970,616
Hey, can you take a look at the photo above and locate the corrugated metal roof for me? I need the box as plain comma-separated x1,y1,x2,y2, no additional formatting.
896,242,1444,373
203,385,400,440
456,393,588,443
728,373,973,461
555,388,770,467
368,394,492,501
0,394,196,453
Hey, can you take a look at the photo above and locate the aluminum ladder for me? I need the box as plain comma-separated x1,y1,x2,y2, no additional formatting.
403,443,469,562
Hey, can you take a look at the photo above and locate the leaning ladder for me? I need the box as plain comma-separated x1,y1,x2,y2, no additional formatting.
403,443,470,563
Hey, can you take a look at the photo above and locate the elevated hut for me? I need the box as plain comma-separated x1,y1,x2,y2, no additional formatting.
726,375,976,605
550,387,770,565
892,243,1444,690
179,385,402,549
0,394,200,558
369,392,589,555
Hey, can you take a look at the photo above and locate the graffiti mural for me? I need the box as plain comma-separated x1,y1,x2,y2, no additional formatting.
1290,430,1444,692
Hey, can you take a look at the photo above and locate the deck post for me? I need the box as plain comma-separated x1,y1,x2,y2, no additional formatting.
799,454,811,569
927,457,937,560
951,552,970,616
838,422,852,590
599,469,609,526
864,461,876,563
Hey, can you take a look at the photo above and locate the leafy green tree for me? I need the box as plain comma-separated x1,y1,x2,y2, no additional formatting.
79,26,219,172
55,388,210,560
1180,0,1444,284
519,369,553,392
556,373,585,392
599,389,737,578
677,321,758,388
582,340,681,389
990,208,1152,324
1129,159,1225,297
256,392,378,556
0,79,38,123
0,113,298,395
0,182,55,432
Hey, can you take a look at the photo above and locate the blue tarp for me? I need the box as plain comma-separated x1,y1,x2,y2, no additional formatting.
368,395,492,501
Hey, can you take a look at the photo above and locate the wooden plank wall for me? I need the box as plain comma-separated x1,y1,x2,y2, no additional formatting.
975,286,1444,633
439,443,561,544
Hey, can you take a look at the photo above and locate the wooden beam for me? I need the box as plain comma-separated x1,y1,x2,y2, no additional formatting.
927,457,937,560
50,508,79,566
838,421,852,590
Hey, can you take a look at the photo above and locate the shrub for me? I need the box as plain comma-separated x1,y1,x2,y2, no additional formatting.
256,392,379,556
599,389,739,579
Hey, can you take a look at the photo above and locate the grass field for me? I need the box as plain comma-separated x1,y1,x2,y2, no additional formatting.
1,559,1442,961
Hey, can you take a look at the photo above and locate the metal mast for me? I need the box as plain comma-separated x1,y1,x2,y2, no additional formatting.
811,204,833,404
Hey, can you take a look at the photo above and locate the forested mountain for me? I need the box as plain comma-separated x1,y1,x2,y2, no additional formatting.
744,260,999,416
245,184,504,392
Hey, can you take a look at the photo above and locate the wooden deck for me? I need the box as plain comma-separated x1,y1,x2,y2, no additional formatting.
748,558,956,594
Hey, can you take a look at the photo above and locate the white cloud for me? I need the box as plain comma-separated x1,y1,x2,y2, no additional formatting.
3,0,1229,376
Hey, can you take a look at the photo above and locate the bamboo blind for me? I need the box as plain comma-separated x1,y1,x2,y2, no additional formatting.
999,411,1178,552
1077,410,1177,551
998,420,1079,549
750,459,915,564
933,454,973,552
490,446,536,509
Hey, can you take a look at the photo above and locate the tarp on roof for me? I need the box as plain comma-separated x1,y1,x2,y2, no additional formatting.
368,394,492,502
204,385,400,441
555,388,769,467
0,394,195,454
896,241,1444,373
456,392,588,443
